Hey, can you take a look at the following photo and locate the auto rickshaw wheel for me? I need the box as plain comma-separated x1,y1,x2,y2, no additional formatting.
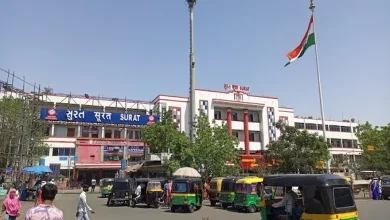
221,203,228,209
210,200,217,206
147,204,151,208
195,205,202,211
170,205,176,213
247,205,256,213
188,204,195,213
153,202,159,208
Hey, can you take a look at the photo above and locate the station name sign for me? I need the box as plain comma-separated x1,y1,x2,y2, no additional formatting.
224,84,250,93
40,108,159,126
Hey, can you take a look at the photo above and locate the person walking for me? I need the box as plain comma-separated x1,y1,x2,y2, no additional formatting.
2,188,22,220
76,185,94,220
90,178,96,193
25,183,63,220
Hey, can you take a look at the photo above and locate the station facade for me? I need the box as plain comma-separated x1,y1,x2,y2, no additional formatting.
1,83,361,179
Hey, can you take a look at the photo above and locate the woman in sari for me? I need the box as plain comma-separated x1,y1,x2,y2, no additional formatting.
371,179,379,200
2,188,22,220
167,180,172,207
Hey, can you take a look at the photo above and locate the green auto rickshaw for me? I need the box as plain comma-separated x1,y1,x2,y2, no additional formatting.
220,176,243,209
171,178,203,213
101,178,114,198
234,176,263,213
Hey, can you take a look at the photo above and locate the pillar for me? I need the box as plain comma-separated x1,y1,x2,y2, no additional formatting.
226,107,232,134
98,169,103,179
243,109,250,155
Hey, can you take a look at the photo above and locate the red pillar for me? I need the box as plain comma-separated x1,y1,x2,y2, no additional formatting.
73,168,78,181
226,107,232,135
98,169,103,179
243,109,250,155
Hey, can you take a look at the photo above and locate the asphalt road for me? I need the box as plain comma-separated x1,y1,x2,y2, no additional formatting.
15,193,390,220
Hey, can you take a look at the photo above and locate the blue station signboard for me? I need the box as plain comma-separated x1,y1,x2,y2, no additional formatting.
40,108,159,126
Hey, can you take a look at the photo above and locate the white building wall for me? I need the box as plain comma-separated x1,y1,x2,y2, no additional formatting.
42,137,77,169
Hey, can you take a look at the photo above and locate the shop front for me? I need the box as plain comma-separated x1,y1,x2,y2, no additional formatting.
74,138,146,184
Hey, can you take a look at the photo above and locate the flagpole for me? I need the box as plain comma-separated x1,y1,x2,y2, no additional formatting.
309,0,331,174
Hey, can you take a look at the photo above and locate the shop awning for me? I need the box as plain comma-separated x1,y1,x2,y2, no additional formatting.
124,162,144,173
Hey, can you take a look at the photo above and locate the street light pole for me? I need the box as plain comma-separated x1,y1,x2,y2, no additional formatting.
187,0,197,141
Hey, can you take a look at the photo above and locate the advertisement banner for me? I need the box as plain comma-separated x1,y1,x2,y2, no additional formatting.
40,108,159,126
103,146,124,161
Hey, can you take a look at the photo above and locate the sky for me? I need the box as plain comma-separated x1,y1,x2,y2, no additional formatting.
1,1,389,126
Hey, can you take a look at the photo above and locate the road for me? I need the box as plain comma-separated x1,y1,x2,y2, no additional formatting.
16,193,390,220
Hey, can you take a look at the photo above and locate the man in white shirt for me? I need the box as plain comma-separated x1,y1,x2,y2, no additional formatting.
134,184,142,202
76,185,95,220
272,186,298,219
91,178,96,193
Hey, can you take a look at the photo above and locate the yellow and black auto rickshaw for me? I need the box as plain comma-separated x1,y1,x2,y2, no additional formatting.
260,174,359,220
171,178,203,213
132,178,164,208
208,177,224,206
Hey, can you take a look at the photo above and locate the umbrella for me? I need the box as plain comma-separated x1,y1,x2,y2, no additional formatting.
21,166,52,174
21,167,36,173
32,165,53,174
173,167,201,178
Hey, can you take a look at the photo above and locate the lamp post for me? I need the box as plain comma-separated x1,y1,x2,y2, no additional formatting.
187,0,197,141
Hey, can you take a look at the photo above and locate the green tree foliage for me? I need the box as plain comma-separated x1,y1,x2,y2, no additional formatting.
141,111,241,178
191,113,241,179
264,120,330,174
141,110,190,154
356,122,390,173
0,97,49,169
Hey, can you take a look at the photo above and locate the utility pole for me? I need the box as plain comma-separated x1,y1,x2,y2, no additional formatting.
187,0,197,141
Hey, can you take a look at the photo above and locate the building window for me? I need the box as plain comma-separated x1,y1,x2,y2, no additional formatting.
232,113,238,121
134,131,142,139
353,140,358,148
52,148,75,156
305,123,317,130
342,139,353,148
341,126,351,132
113,130,121,138
234,93,243,101
331,139,342,148
43,126,50,136
353,127,357,133
232,131,239,139
67,127,76,137
249,114,254,122
104,130,112,138
214,111,222,120
249,133,255,141
295,123,304,129
329,125,340,132
127,130,134,139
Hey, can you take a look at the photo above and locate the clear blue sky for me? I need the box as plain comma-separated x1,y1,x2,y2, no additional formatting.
1,1,389,126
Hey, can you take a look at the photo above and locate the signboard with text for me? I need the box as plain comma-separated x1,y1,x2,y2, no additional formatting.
40,108,159,126
224,84,250,94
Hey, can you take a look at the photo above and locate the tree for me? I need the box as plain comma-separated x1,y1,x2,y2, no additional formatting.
355,122,390,173
264,120,330,174
0,97,49,171
141,110,193,172
191,113,241,179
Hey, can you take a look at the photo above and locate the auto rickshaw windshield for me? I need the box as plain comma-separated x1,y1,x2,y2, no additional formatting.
103,180,114,187
235,183,255,194
209,182,217,189
382,177,390,185
147,182,161,189
172,182,187,193
221,181,234,192
113,182,128,190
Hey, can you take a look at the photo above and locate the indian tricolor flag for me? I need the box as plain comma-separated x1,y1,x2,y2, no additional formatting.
284,15,315,67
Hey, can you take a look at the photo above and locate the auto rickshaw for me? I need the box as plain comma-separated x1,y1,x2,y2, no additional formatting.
220,176,243,209
208,177,224,206
171,178,203,213
145,179,164,208
101,178,114,198
234,176,263,213
260,174,359,220
106,178,134,206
